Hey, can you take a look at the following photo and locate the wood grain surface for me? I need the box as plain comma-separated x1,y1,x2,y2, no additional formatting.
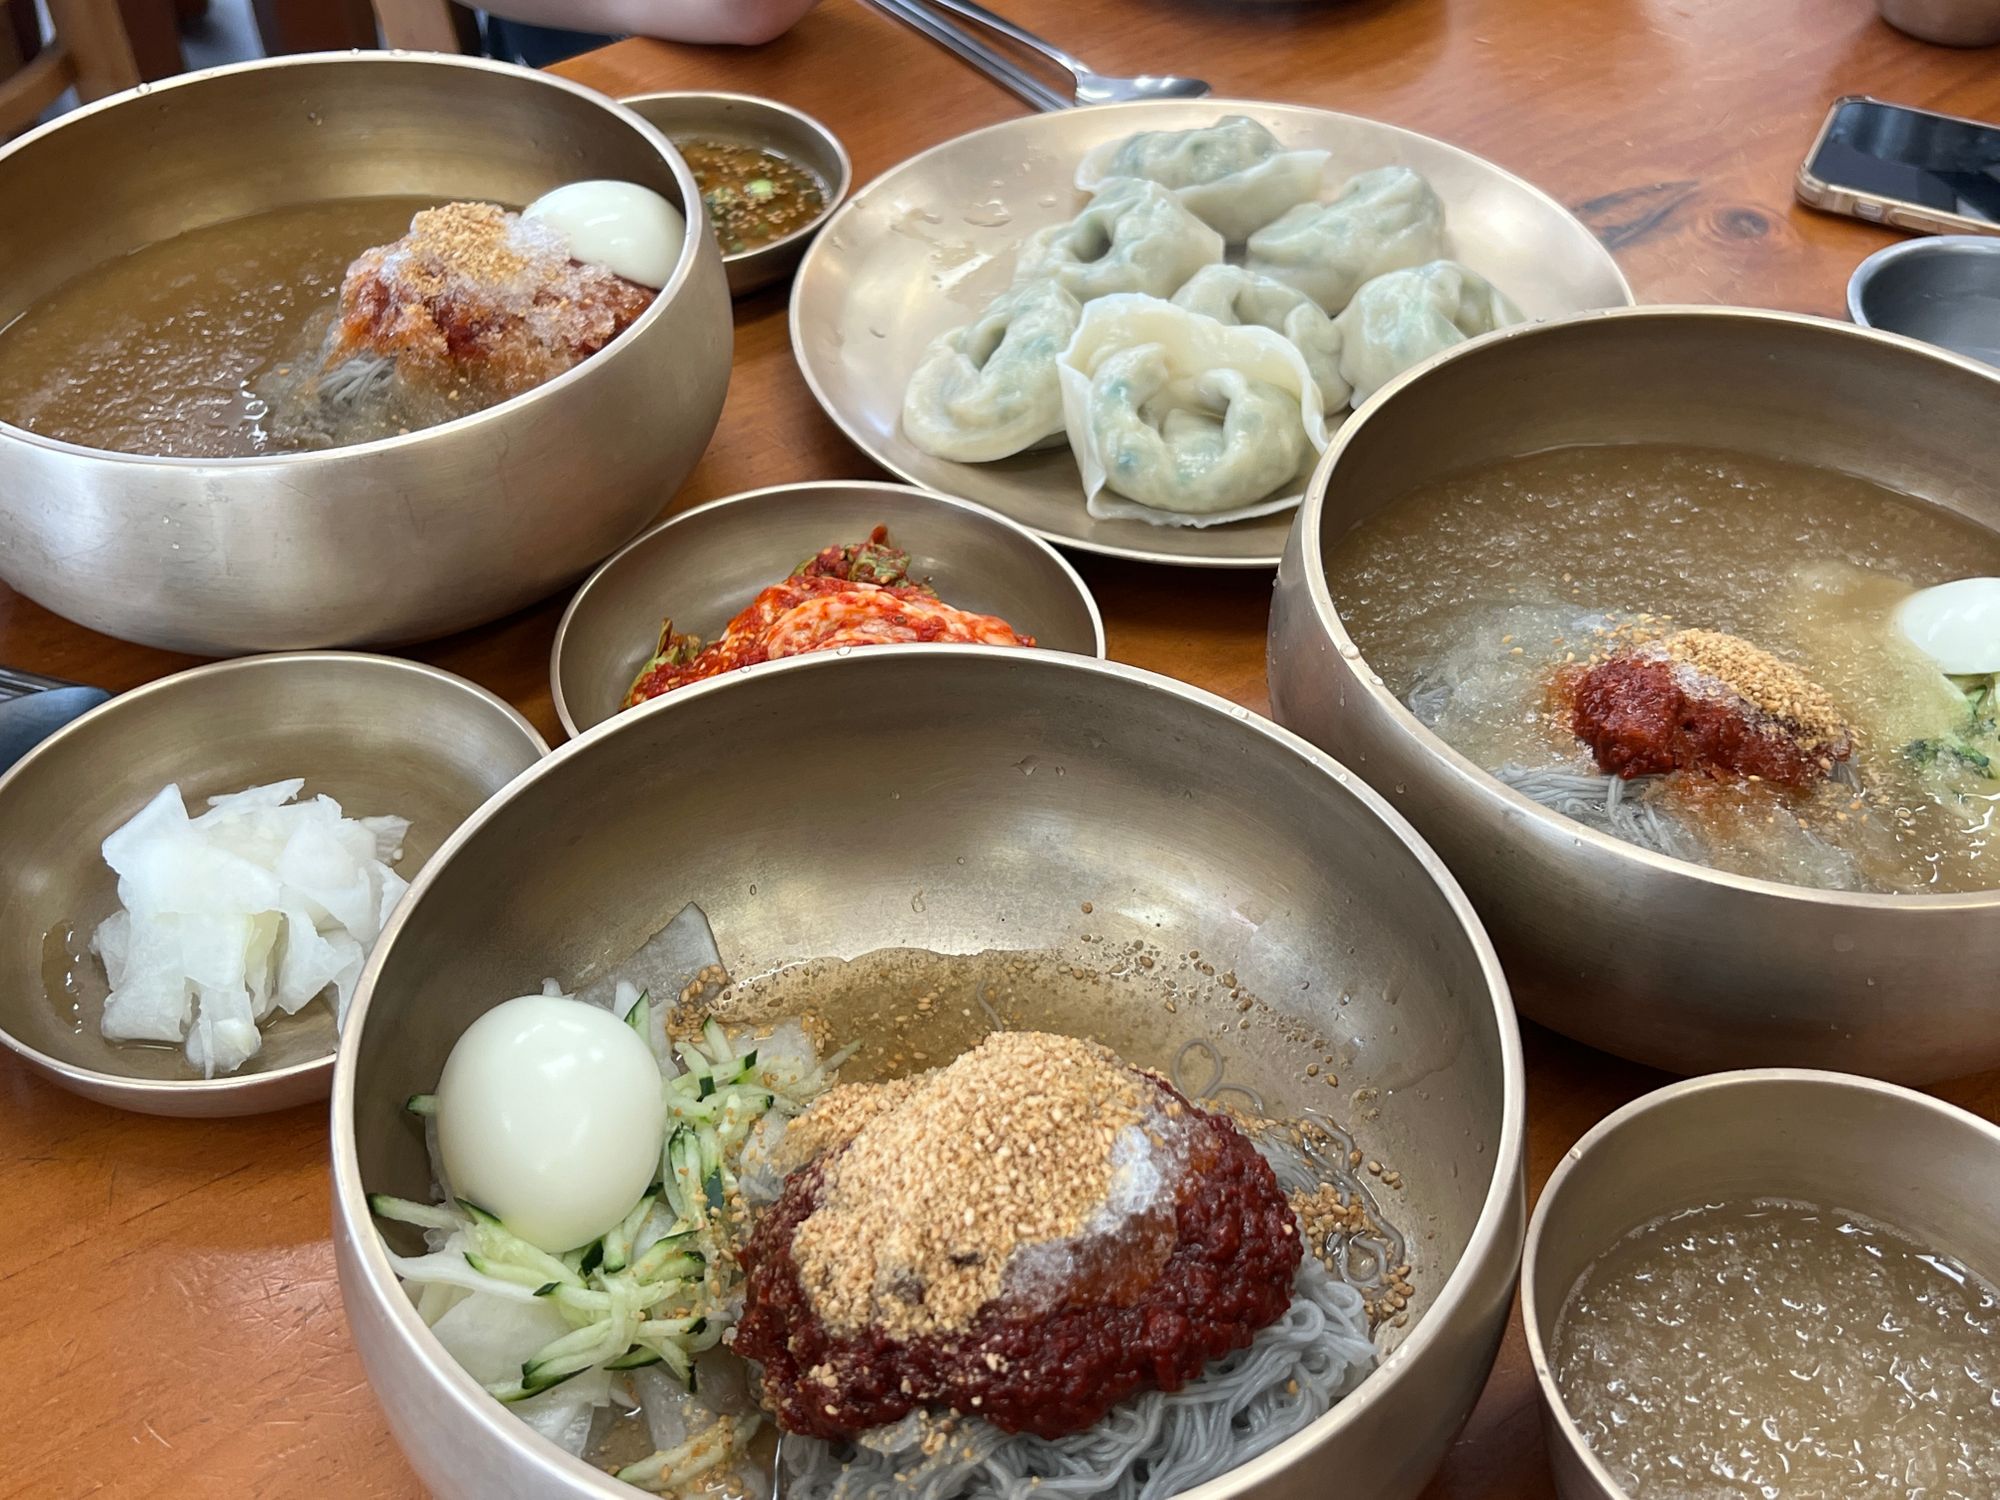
4,2,1999,1495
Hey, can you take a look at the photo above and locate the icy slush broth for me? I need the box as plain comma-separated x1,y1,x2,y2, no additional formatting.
1327,445,2000,893
0,197,435,458
1552,1198,2000,1499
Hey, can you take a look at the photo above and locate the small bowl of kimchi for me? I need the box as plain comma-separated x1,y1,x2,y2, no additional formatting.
548,480,1107,737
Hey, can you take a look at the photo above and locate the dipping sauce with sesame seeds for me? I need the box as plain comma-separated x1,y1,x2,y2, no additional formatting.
674,139,826,255
1327,443,2000,893
1552,1198,2000,1499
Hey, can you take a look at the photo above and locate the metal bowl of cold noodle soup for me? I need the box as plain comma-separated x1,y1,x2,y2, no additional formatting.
331,648,1524,1500
0,53,731,655
1521,1069,2000,1499
1268,305,2000,1083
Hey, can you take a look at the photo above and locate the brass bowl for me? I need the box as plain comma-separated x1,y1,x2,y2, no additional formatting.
0,53,732,655
621,91,851,298
331,649,1524,1499
1522,1069,2000,1498
1268,305,2000,1083
0,653,546,1117
549,480,1106,736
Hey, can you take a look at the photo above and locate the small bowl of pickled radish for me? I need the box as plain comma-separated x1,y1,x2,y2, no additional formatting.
1522,1069,2000,1500
622,92,850,297
0,653,546,1117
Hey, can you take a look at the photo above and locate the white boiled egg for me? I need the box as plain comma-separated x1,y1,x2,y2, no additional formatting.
523,180,685,289
1896,577,2000,675
435,994,665,1253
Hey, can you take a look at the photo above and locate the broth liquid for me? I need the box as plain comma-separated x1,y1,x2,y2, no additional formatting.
0,197,434,458
1552,1198,2000,1499
1327,445,2000,892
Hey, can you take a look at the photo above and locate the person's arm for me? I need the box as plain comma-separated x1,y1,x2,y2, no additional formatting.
482,0,820,45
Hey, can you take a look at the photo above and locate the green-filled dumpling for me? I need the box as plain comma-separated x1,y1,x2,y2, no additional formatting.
1056,294,1330,527
1334,259,1521,406
902,278,1083,462
1245,166,1446,312
1013,178,1224,302
1075,115,1331,242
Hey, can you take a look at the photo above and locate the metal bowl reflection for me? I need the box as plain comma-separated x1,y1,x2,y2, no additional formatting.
332,649,1523,1500
0,653,546,1116
1268,305,2000,1083
0,53,732,655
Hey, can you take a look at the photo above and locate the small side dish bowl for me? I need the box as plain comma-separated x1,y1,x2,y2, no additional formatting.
622,91,850,297
549,480,1106,736
0,653,547,1117
1522,1069,2000,1499
1849,234,2000,369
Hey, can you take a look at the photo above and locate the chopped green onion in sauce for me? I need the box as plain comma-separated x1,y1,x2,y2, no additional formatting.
674,139,826,255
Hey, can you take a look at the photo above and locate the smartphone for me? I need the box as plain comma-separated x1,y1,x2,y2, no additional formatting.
1796,95,2000,236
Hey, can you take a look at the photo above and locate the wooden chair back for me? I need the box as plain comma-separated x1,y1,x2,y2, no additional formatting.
0,0,140,138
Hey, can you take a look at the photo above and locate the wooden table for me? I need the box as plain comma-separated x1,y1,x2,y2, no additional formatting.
5,1,2000,1493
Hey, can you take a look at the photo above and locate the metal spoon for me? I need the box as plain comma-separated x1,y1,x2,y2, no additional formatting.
917,0,1211,105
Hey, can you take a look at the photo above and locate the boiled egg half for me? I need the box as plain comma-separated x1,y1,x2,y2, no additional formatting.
523,180,686,289
435,994,665,1253
1896,577,2000,676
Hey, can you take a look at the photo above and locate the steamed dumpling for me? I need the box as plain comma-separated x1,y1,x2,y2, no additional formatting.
902,278,1083,462
1245,166,1446,312
1171,264,1350,409
1334,259,1522,405
1074,115,1331,243
1057,294,1330,526
1014,177,1225,302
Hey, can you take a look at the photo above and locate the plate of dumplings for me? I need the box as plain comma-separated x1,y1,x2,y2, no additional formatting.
790,103,1633,567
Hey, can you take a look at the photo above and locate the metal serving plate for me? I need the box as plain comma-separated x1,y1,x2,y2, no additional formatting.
790,99,1633,569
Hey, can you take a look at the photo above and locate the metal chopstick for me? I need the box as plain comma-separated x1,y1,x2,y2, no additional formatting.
864,0,1073,113
0,665,79,702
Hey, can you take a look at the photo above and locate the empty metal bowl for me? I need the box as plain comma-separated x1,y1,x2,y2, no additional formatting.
0,53,732,655
622,91,850,297
550,480,1106,736
1522,1069,2000,1498
0,653,546,1116
331,648,1524,1500
1269,304,2000,1083
1850,234,2000,368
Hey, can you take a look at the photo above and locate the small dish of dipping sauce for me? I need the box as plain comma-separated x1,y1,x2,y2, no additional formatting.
676,139,826,255
622,92,851,297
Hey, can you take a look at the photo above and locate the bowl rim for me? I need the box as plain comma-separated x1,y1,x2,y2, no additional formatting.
616,89,854,268
0,650,548,1102
330,644,1527,1500
1519,1066,2000,1499
1293,300,2000,911
1847,232,2000,328
787,95,1637,571
546,478,1110,738
0,50,709,471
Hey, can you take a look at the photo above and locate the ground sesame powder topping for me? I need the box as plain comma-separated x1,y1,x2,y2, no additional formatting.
788,1031,1150,1340
1657,628,1851,750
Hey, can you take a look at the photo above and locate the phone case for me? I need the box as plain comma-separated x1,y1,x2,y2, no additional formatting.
1795,93,2000,238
